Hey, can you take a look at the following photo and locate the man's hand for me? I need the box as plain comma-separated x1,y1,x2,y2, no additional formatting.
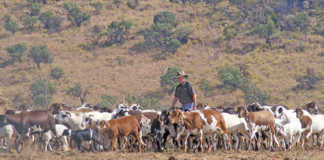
193,94,197,110
171,97,178,108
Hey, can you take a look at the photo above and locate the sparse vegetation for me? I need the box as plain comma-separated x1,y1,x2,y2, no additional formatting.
294,68,321,91
0,0,323,109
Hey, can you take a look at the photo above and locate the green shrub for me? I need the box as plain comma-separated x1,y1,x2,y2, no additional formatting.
160,67,181,94
223,26,237,40
96,95,117,108
30,2,41,16
240,79,269,104
91,2,103,15
294,13,310,32
29,45,52,68
125,92,163,109
218,65,269,104
134,12,176,53
33,94,52,107
50,67,64,80
153,11,176,27
39,11,63,32
27,0,46,3
229,0,244,5
256,16,276,45
4,15,19,34
113,0,121,8
198,79,211,96
296,43,305,52
63,3,91,27
101,20,132,46
127,0,139,9
22,15,38,31
264,7,278,25
130,41,153,53
174,27,192,44
30,79,55,107
66,83,82,98
7,43,27,62
218,65,242,89
204,0,220,5
163,38,181,53
132,11,190,57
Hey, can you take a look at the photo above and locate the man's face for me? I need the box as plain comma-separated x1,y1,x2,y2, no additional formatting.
177,76,184,84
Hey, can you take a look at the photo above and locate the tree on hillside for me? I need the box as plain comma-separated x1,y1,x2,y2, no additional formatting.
256,16,276,46
30,79,55,107
160,67,181,94
218,65,269,104
66,83,89,104
7,43,27,63
4,15,19,34
102,20,132,46
63,3,90,27
39,11,63,32
50,67,64,80
132,11,190,57
218,65,242,89
29,45,53,68
96,95,117,108
22,15,38,32
294,13,310,40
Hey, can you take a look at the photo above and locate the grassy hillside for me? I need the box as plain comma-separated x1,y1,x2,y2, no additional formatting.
0,0,324,110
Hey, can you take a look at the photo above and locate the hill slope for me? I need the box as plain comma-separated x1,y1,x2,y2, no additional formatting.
0,0,324,110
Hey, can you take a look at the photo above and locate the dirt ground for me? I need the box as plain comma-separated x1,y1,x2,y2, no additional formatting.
1,148,324,160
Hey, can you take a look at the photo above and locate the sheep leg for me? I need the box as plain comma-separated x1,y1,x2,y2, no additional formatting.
183,131,190,152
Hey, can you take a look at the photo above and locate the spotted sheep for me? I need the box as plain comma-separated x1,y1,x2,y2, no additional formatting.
167,109,227,152
237,106,280,150
295,108,313,150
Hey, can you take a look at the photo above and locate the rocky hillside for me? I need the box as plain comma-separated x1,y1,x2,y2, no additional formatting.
0,0,323,110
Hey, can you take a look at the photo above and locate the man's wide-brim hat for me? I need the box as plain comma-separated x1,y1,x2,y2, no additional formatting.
176,71,188,78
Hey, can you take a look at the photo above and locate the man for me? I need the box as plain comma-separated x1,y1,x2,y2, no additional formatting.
171,71,197,111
